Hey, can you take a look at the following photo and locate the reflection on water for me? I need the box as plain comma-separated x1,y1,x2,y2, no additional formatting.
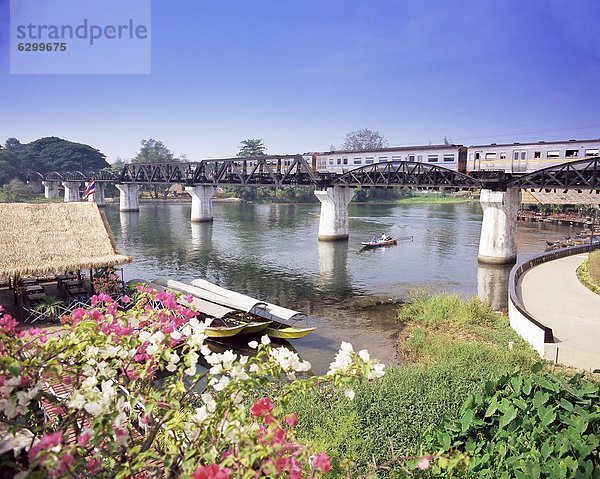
104,201,573,373
477,263,514,311
190,222,213,251
317,240,351,295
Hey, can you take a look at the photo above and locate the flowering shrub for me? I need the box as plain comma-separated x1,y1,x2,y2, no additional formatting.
91,267,123,296
0,289,387,478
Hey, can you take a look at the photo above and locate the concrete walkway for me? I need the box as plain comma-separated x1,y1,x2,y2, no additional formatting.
518,253,600,371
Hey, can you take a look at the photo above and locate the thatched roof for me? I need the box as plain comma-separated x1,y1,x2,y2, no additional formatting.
0,203,131,281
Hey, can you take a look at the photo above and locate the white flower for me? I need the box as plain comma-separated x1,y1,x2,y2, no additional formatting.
344,389,355,400
68,391,86,410
249,364,259,373
170,330,182,341
367,362,386,380
211,376,230,392
84,401,103,416
184,365,196,376
358,349,370,362
340,341,354,353
261,335,271,345
146,343,159,356
248,340,258,349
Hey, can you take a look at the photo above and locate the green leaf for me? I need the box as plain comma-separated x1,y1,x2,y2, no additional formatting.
460,408,474,432
436,430,451,450
499,404,518,429
537,405,556,428
531,362,543,373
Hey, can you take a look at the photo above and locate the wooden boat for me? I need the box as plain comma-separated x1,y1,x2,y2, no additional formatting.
361,238,397,248
205,322,247,338
150,278,316,340
264,325,317,339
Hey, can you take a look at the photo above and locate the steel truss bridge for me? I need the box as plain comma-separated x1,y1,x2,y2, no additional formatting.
37,155,600,192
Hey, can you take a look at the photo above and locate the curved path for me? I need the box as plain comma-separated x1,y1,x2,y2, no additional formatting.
518,253,600,371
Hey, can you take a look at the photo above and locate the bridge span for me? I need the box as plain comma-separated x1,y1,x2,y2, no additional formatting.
33,156,600,265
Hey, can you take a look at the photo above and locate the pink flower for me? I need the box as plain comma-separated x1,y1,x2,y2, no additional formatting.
311,453,331,473
120,295,131,304
191,464,230,479
418,456,431,470
28,431,63,462
183,294,194,303
285,413,299,427
55,452,75,475
250,397,274,418
271,427,287,445
86,457,100,472
77,432,91,447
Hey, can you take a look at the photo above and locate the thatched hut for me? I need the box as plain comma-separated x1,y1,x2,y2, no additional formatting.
0,202,131,283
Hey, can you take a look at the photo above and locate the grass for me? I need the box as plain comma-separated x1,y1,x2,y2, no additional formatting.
396,194,475,204
291,294,538,478
576,250,600,295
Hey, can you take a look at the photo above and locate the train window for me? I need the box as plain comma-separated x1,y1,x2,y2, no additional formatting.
337,158,341,165
500,152,506,159
565,150,578,158
392,155,402,161
513,151,519,160
408,155,415,161
547,150,560,158
485,153,497,159
534,151,541,158
443,154,455,162
353,158,362,165
475,152,480,160
329,159,334,166
521,152,526,160
427,155,439,163
343,158,348,165
417,155,423,161
365,159,374,164
585,149,599,156
379,156,388,162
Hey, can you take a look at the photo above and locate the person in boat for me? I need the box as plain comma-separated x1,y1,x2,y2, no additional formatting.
381,233,388,241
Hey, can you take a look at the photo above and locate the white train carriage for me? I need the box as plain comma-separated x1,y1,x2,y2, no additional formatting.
310,145,467,174
468,139,600,174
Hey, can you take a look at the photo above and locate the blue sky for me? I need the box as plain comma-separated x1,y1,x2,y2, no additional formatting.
1,0,599,162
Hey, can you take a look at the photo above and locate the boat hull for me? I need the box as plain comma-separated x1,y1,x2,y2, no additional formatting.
264,326,316,339
361,239,397,248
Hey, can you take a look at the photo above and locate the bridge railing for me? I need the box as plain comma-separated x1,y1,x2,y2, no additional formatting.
508,241,600,353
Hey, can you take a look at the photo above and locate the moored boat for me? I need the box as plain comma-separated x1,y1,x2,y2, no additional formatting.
264,325,317,339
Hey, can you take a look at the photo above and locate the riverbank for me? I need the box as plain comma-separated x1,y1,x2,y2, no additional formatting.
576,250,600,295
290,294,599,477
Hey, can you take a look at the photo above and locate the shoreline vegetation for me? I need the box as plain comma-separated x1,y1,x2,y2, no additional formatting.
289,294,599,478
576,250,600,295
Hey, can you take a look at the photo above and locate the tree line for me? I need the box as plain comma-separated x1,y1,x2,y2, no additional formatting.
0,129,413,202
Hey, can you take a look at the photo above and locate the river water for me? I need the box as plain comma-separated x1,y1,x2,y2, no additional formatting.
104,201,572,373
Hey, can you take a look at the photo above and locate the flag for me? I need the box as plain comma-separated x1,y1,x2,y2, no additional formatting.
82,180,96,200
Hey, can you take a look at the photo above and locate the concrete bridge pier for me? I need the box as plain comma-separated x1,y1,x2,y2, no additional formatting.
62,181,81,202
86,181,106,206
116,184,141,212
478,188,521,264
42,181,60,199
314,186,355,241
185,186,216,222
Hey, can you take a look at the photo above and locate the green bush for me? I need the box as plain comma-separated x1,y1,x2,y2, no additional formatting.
291,295,540,478
424,366,600,478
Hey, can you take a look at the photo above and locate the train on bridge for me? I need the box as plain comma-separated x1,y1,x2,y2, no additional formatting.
304,138,600,176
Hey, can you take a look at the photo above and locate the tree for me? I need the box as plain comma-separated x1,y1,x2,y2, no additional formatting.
4,137,22,150
0,137,109,185
237,139,266,157
132,139,176,163
340,128,387,151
